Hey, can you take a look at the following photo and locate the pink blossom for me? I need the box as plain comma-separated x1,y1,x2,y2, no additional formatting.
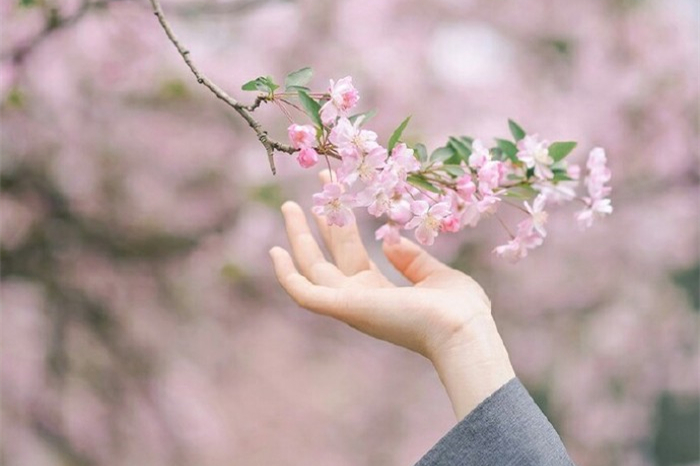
442,191,469,226
287,124,316,149
585,147,612,200
468,139,490,168
296,147,319,168
337,146,387,185
535,163,580,203
576,147,612,229
329,117,378,157
311,182,356,227
387,197,412,224
386,143,420,181
587,146,608,170
517,134,554,179
441,216,461,233
520,194,549,237
536,181,577,204
461,194,501,227
493,221,545,262
375,222,401,245
503,159,528,180
477,160,505,194
356,170,399,217
477,195,501,214
455,175,477,200
576,198,613,229
493,238,525,262
404,200,451,246
319,76,360,125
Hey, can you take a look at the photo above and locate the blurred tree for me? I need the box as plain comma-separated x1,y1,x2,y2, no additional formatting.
1,0,698,465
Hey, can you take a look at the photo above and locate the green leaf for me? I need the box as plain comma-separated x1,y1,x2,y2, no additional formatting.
285,85,310,93
495,138,518,162
348,108,377,125
490,148,505,161
504,185,538,199
264,76,279,92
551,169,573,182
447,137,472,161
548,141,577,162
407,174,441,193
241,78,263,91
18,0,36,7
508,119,527,141
552,173,573,182
460,136,474,146
284,67,313,91
297,90,322,127
413,143,428,162
430,146,455,163
442,165,465,177
388,116,411,153
241,76,279,94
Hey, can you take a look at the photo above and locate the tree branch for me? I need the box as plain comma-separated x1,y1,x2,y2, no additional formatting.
148,0,297,174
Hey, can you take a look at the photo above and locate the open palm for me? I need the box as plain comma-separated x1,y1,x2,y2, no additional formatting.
269,175,493,360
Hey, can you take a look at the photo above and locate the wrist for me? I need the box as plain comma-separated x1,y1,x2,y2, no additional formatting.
429,313,515,419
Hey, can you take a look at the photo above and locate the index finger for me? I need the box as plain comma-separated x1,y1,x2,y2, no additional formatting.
313,170,371,276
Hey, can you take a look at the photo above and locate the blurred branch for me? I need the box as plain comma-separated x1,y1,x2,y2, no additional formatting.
149,0,297,174
0,0,116,64
0,165,239,275
1,162,201,462
172,0,294,17
33,415,95,466
0,0,291,64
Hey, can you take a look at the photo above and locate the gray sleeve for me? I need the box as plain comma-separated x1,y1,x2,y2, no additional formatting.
415,378,575,466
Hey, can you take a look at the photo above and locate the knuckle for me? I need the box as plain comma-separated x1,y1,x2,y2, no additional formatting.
404,251,426,277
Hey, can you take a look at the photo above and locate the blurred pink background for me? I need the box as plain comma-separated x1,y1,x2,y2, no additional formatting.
1,0,699,465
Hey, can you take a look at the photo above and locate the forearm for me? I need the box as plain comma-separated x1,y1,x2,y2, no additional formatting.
429,314,515,420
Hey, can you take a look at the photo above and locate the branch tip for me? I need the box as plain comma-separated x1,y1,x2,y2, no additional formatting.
148,0,292,172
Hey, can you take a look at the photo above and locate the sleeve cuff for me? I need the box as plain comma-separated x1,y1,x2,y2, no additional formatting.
415,377,575,466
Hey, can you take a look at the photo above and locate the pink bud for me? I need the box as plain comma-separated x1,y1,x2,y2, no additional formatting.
296,148,319,168
442,216,461,233
456,176,476,199
288,124,316,149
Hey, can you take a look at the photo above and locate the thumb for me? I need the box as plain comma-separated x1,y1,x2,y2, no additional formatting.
382,237,452,284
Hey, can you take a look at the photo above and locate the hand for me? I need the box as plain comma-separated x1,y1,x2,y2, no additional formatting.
269,173,515,418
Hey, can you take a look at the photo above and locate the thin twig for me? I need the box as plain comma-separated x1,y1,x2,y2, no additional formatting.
274,99,294,124
501,199,529,214
242,95,269,112
494,212,515,239
148,0,297,174
279,97,304,113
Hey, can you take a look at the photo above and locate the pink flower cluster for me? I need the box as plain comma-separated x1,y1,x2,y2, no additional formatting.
575,148,614,229
286,76,613,261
